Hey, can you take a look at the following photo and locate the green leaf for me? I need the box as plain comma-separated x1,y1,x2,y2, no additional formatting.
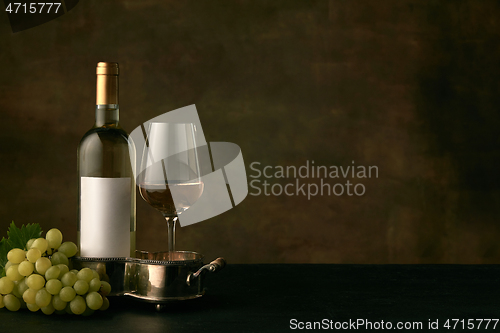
0,237,9,277
6,222,42,250
0,222,42,277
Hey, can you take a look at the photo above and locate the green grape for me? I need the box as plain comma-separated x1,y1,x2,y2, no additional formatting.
82,307,95,316
88,278,101,293
35,288,52,307
70,295,86,315
46,248,53,256
45,228,63,250
99,281,111,296
41,302,55,315
50,252,69,266
26,238,36,250
35,257,52,275
92,270,100,280
85,291,103,310
26,274,45,290
70,269,79,275
23,288,37,304
99,296,109,311
46,279,63,295
0,295,4,309
6,265,23,281
27,303,40,312
58,242,78,258
56,264,70,279
52,294,67,311
45,266,61,280
26,248,42,263
7,248,25,264
95,265,106,280
59,286,76,302
74,280,89,295
61,272,78,287
19,298,27,310
5,260,12,271
3,294,21,312
17,278,29,295
0,277,15,294
32,238,49,253
12,282,22,298
77,268,94,283
65,303,74,314
18,260,34,276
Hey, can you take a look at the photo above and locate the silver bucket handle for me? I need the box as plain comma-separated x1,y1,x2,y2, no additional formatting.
187,257,226,286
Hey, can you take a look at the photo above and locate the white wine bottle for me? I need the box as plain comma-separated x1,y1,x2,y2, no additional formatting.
77,62,136,258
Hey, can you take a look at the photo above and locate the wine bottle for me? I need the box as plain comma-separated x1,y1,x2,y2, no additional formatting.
77,62,136,258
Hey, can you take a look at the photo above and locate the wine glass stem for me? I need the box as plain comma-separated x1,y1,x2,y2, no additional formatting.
165,216,177,253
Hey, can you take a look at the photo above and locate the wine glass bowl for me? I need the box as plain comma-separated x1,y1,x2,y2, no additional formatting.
137,123,204,255
138,177,204,217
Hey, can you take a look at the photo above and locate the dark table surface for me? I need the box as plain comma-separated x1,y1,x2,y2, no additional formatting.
1,264,499,332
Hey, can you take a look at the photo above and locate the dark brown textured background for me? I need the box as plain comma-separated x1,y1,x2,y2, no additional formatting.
0,0,499,263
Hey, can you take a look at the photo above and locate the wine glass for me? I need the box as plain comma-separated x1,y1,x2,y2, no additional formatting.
137,123,204,256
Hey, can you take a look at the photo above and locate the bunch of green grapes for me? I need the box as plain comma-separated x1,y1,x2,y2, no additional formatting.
0,228,111,315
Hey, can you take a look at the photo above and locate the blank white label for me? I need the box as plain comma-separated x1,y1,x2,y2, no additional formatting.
80,177,131,258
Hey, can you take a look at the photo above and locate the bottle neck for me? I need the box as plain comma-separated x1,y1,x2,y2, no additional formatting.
95,63,119,128
95,104,120,127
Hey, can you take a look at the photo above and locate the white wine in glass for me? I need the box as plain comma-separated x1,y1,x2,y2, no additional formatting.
138,123,204,256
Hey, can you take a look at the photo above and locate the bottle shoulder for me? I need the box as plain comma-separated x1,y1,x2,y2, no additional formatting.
79,126,130,146
78,125,135,177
